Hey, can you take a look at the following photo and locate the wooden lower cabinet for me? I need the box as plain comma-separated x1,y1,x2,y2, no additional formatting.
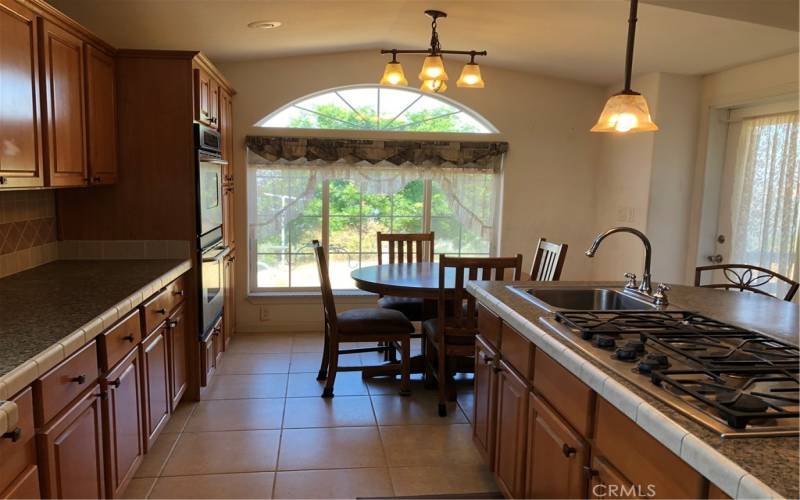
102,348,144,499
526,393,589,499
0,388,38,499
588,455,638,499
200,329,217,388
167,303,188,411
37,385,105,499
141,324,170,451
472,335,497,466
493,360,528,498
2,465,39,499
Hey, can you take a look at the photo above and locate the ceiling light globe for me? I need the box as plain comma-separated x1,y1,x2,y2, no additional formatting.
456,63,485,88
380,62,408,86
591,93,658,133
419,56,448,81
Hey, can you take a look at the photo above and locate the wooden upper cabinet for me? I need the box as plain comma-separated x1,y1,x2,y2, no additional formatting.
40,18,87,187
526,393,589,499
0,0,43,188
84,44,117,184
494,360,528,499
220,89,233,161
195,68,218,128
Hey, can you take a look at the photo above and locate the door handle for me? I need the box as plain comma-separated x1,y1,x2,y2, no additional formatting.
707,254,723,264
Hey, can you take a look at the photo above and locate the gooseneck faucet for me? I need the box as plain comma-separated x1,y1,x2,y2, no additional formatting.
585,226,653,294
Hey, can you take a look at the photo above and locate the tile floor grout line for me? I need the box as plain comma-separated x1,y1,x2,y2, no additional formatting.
368,388,396,497
272,394,288,500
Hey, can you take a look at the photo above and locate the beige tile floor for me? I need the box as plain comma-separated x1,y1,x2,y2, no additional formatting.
124,332,498,499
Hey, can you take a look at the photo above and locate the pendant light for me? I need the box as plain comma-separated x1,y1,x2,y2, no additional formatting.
380,50,408,86
379,11,487,93
591,0,658,133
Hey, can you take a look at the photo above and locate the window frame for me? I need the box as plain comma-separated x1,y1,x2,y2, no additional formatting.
255,83,499,134
248,176,497,294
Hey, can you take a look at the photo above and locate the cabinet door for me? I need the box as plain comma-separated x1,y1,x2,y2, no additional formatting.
200,333,216,387
84,44,116,185
103,349,144,499
209,78,220,128
219,89,233,162
493,360,528,498
527,393,589,499
473,335,497,467
141,325,170,450
588,455,638,499
1,465,39,499
0,0,43,188
194,68,212,126
167,303,188,411
38,385,104,499
40,19,87,187
0,388,36,496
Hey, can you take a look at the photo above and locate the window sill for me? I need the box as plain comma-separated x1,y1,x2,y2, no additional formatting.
246,289,377,304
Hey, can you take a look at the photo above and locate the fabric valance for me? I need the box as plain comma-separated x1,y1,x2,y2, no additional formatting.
245,136,508,171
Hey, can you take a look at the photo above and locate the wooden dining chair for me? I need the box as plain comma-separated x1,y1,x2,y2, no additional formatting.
694,264,799,302
312,240,414,397
376,232,435,322
423,254,524,417
530,237,568,281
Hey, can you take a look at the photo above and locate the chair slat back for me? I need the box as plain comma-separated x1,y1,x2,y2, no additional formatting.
694,264,799,302
312,240,338,330
377,232,435,265
438,254,524,338
530,238,568,281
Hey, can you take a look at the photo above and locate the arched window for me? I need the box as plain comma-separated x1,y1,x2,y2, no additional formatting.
257,84,497,134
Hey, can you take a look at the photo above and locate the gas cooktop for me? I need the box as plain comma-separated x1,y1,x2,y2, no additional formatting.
540,310,799,438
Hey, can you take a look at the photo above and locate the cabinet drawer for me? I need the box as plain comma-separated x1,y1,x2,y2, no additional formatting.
477,304,501,348
0,388,36,495
1,464,39,500
500,322,534,380
98,309,141,371
34,342,99,425
165,274,188,313
533,350,594,437
141,288,170,334
594,398,705,499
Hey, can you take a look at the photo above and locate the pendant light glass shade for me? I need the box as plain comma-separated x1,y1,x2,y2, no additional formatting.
380,62,408,86
420,79,447,93
419,55,448,81
456,62,484,88
591,92,658,133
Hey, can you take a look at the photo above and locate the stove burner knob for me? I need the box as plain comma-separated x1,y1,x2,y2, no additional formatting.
624,340,645,352
637,353,669,374
615,346,639,361
594,335,616,349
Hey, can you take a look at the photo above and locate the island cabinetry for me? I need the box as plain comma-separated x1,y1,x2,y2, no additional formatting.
0,0,44,189
587,455,635,499
493,359,529,498
0,388,39,499
526,393,589,499
533,349,595,437
101,348,143,499
591,398,705,499
37,385,105,499
472,335,498,466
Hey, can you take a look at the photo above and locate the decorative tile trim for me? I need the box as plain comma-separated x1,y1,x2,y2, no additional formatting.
0,259,192,435
59,240,192,260
466,283,782,500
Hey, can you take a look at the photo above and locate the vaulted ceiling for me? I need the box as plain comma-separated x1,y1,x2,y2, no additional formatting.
46,0,798,84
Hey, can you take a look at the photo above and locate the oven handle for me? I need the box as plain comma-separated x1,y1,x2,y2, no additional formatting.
199,152,228,165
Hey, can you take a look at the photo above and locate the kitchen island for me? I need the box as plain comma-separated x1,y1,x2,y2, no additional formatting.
467,281,798,499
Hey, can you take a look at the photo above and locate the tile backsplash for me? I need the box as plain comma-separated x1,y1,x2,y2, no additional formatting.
0,190,59,277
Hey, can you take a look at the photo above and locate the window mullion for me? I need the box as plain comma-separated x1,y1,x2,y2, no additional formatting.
423,180,432,258
322,180,330,254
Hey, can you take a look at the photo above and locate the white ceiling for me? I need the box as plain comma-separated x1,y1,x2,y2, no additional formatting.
47,0,799,85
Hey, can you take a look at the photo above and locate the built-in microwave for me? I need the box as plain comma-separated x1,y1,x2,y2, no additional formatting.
195,124,227,250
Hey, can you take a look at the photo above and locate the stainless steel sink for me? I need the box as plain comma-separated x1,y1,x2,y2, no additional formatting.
509,287,655,312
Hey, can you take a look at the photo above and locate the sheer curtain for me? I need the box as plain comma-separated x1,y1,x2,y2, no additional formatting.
730,112,799,298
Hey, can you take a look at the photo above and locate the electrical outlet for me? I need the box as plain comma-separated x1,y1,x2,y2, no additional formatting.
259,306,270,321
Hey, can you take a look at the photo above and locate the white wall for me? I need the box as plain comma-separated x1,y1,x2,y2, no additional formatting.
218,50,606,332
591,72,702,284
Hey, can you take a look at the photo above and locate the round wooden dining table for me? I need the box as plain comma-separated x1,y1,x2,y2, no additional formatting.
351,262,458,299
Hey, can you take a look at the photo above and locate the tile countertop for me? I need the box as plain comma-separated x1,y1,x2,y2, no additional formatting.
0,259,192,434
466,281,799,500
